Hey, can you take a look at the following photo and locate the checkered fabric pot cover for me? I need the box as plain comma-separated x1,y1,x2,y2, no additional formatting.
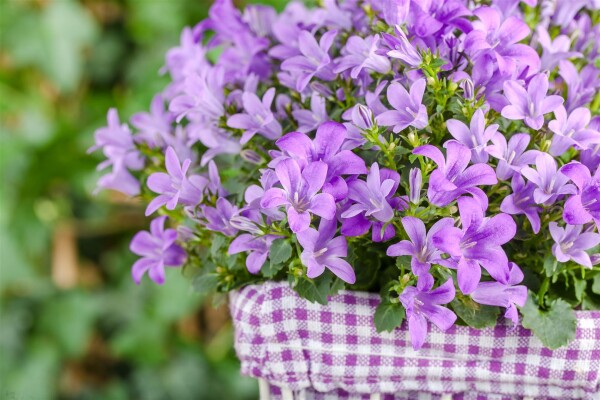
229,281,600,400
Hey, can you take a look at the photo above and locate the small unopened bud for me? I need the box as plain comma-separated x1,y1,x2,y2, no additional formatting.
229,214,262,234
240,149,264,165
591,254,600,266
408,168,422,205
407,131,419,148
352,104,374,130
462,78,474,100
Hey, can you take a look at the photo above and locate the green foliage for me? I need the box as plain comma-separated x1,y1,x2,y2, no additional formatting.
451,295,500,329
374,301,406,333
521,293,577,350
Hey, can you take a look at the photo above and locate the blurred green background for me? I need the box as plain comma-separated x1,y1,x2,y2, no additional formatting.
0,1,285,399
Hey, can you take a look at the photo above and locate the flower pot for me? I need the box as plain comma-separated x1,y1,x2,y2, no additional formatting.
230,282,600,400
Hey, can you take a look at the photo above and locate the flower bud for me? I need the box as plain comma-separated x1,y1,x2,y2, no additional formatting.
240,149,264,165
352,104,374,130
409,168,422,204
462,78,474,100
229,214,262,234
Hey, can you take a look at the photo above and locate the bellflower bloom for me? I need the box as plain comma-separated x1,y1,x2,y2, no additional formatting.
227,88,282,144
471,262,528,326
501,74,564,130
464,6,540,75
433,196,516,294
446,109,498,163
380,25,422,68
536,26,581,71
501,174,542,234
408,168,422,205
559,162,600,226
297,218,356,284
559,61,600,112
200,197,239,237
381,0,410,27
376,79,428,132
146,147,208,216
334,35,391,79
400,279,457,351
281,30,338,92
521,153,576,205
485,133,539,180
131,94,174,147
413,141,497,207
387,217,454,288
130,216,186,285
292,93,328,133
550,222,600,268
548,106,600,156
228,233,281,273
260,159,336,233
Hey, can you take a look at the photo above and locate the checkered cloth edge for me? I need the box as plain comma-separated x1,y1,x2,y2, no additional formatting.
229,281,600,400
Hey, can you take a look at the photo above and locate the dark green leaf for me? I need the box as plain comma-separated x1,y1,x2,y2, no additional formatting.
294,275,331,305
374,301,405,333
451,295,499,329
592,275,600,295
269,239,292,265
262,259,285,278
521,293,577,349
210,234,227,257
192,273,219,295
543,256,558,277
574,278,586,302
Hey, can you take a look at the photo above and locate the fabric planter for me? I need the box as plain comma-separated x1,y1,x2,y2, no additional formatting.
229,282,600,400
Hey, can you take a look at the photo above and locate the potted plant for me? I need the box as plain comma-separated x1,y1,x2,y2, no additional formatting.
90,0,600,398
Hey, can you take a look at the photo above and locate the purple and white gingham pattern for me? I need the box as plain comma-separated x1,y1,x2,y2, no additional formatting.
229,282,600,400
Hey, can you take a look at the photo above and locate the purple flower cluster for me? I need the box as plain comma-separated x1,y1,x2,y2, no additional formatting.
91,0,600,351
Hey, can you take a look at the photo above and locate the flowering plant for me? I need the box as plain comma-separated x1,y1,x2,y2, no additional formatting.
91,0,600,350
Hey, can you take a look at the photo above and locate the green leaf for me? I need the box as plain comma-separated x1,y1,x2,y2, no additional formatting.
262,259,285,278
374,301,405,333
592,275,600,295
521,293,577,349
543,256,558,277
269,239,292,265
451,295,499,329
574,278,586,302
210,234,227,257
192,273,219,295
294,275,331,305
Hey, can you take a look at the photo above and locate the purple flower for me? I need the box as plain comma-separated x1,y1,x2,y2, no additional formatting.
281,30,337,92
501,74,564,130
549,106,600,156
380,25,421,68
376,79,428,132
260,159,336,233
559,61,600,112
169,68,226,123
408,168,422,205
228,234,281,273
297,218,356,284
200,197,239,237
521,153,576,205
146,147,208,216
447,109,498,163
471,262,528,325
206,160,228,198
464,6,540,75
500,174,542,234
433,196,516,294
485,133,539,180
380,0,410,27
227,88,282,145
89,109,144,196
550,222,600,268
536,26,581,71
400,279,457,351
560,162,600,226
130,216,186,285
334,35,391,79
292,93,328,133
413,141,497,207
387,217,454,288
274,121,367,193
131,94,174,147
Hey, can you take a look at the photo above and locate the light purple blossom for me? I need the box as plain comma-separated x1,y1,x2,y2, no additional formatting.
228,234,281,273
520,153,576,205
334,35,391,79
400,279,457,351
536,26,581,71
130,216,186,285
548,106,600,156
387,216,454,289
501,174,542,234
292,92,328,133
559,162,600,226
550,222,600,268
558,61,600,112
433,196,516,294
380,0,410,27
471,262,528,325
260,159,336,233
169,67,226,123
376,79,428,132
227,88,282,145
485,133,539,180
447,109,498,163
501,74,564,130
281,30,338,92
297,218,356,284
131,94,174,147
380,25,421,67
200,197,239,237
146,147,208,216
413,141,497,207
